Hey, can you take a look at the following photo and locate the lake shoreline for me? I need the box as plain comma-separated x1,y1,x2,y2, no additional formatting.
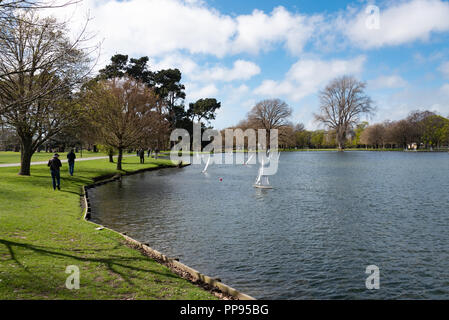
83,164,255,300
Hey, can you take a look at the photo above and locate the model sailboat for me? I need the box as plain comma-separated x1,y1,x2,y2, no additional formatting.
202,155,211,173
253,157,273,189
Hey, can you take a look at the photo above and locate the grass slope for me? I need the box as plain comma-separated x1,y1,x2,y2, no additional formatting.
0,156,216,300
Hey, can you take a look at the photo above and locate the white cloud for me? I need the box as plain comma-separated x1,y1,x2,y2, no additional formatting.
96,0,237,58
254,56,366,101
241,99,256,109
341,0,449,49
42,0,449,61
151,54,198,74
441,83,449,96
219,84,251,106
44,0,320,59
45,0,235,58
186,83,219,101
191,60,261,82
368,75,408,89
235,84,249,94
373,85,449,122
439,61,449,78
232,6,317,55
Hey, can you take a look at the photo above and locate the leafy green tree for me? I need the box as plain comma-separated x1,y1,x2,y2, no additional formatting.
99,56,187,130
127,57,153,84
97,54,129,79
406,110,435,148
352,121,369,147
97,144,116,163
188,98,221,123
153,69,186,126
296,130,311,148
421,115,449,148
311,130,325,148
97,54,153,86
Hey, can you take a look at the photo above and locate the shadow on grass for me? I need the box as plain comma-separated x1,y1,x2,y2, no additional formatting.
0,238,179,287
3,240,31,274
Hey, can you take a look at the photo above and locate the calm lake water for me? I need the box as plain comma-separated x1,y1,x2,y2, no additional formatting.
89,151,449,299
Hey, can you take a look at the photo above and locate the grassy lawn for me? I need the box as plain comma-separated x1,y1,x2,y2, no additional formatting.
0,151,114,165
0,156,216,300
159,148,409,154
279,148,405,152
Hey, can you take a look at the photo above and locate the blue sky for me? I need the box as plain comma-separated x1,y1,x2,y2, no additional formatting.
51,0,449,129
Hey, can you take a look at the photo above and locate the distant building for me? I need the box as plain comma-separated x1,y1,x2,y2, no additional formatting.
407,143,418,150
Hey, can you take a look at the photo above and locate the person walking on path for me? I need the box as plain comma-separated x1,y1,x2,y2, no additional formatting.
67,149,76,176
139,149,145,164
48,153,62,190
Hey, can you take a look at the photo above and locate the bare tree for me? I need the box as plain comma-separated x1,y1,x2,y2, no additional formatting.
294,122,305,132
278,123,297,149
0,1,80,79
360,123,386,148
315,75,374,151
0,0,76,9
0,1,78,21
385,120,413,149
247,99,293,150
83,77,160,170
0,11,93,175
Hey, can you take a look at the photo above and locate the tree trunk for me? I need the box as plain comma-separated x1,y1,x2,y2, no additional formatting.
116,147,123,170
337,142,343,151
267,129,271,152
337,129,345,151
109,150,114,163
19,138,34,176
337,137,344,151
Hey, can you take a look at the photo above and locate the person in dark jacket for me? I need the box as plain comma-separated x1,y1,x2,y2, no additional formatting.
67,149,76,176
48,153,62,190
139,149,145,164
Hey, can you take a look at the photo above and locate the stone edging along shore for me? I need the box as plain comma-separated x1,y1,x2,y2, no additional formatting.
80,163,256,301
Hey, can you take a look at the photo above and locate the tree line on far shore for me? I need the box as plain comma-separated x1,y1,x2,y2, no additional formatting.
224,107,449,151
246,109,449,150
224,77,449,151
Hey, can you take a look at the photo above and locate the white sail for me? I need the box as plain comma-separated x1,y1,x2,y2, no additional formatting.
245,154,254,165
254,166,263,185
202,155,211,173
253,157,273,189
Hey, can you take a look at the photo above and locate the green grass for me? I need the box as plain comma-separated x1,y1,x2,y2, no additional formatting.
0,151,111,165
280,148,405,152
0,156,216,300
